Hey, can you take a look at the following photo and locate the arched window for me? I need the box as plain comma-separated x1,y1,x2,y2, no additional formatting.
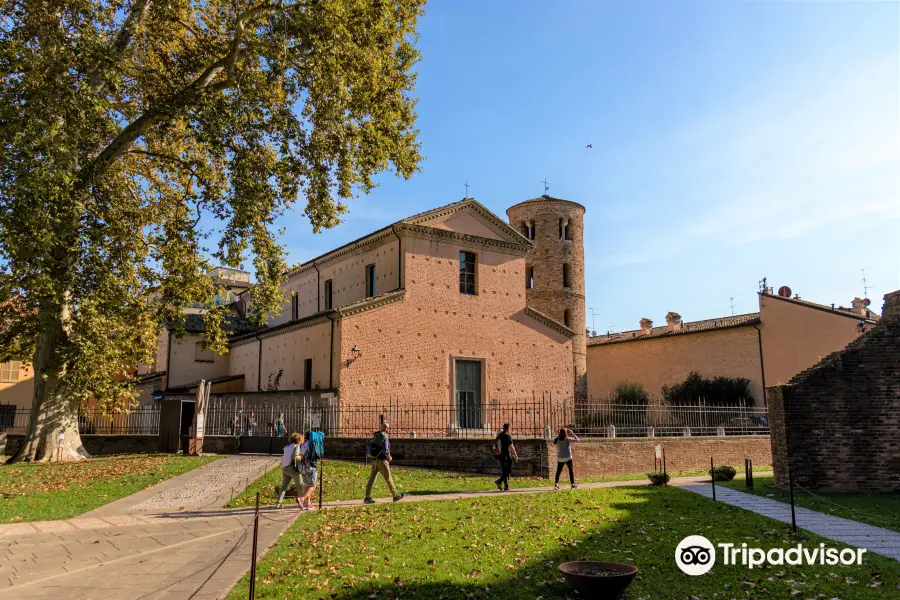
560,218,571,241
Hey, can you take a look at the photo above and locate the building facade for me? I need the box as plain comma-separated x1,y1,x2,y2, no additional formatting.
586,289,879,404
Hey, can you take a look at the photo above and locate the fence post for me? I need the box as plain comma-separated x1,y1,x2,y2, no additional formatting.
710,456,716,501
788,467,797,533
249,492,260,600
662,448,667,486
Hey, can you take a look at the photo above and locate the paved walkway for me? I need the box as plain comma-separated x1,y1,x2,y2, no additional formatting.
0,455,288,600
678,483,900,561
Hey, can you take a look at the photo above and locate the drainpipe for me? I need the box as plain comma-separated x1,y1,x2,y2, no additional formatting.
256,335,263,391
391,225,403,290
314,263,321,312
752,324,766,406
327,313,336,390
164,329,173,391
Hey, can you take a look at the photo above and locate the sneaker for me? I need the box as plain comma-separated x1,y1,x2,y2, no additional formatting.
504,487,510,492
495,479,503,491
364,497,376,504
554,484,560,490
393,493,405,502
571,484,579,489
275,503,283,510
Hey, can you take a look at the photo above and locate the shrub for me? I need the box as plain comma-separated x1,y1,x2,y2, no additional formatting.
710,465,736,476
661,372,753,405
614,381,649,405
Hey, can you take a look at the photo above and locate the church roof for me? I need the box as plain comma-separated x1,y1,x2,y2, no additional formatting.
507,194,586,213
588,312,761,347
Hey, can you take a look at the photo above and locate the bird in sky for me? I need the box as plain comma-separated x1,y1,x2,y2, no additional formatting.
586,143,593,148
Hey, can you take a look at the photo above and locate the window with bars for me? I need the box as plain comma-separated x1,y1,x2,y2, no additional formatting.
459,251,477,295
324,279,333,310
365,264,376,298
0,361,20,382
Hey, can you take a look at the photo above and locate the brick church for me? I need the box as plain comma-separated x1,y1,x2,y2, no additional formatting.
145,196,588,414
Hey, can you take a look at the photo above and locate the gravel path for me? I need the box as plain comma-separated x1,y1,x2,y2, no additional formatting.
125,455,278,513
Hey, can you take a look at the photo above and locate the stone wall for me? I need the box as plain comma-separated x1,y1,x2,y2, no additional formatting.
767,291,900,492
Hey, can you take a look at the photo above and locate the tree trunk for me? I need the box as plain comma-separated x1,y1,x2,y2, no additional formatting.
9,307,89,463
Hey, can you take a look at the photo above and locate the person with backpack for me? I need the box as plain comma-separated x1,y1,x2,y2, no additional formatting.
276,432,305,509
297,430,322,510
552,427,580,490
364,421,404,504
494,423,518,492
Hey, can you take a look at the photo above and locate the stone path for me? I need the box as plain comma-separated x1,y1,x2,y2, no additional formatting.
678,483,900,561
86,455,276,516
1,454,287,600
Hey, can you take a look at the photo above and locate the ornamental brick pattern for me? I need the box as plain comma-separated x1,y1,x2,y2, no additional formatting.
767,290,900,493
507,196,587,402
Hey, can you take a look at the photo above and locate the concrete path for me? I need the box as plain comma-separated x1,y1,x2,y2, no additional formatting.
678,483,900,561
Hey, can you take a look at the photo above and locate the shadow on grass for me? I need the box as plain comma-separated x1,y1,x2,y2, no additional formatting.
229,485,900,600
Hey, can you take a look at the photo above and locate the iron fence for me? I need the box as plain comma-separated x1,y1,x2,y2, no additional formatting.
0,405,160,435
0,397,769,440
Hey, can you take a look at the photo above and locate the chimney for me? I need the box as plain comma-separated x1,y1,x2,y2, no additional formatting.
639,318,653,335
665,311,682,332
851,297,869,315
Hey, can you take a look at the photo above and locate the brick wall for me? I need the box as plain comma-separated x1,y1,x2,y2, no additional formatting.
767,291,900,493
557,436,771,479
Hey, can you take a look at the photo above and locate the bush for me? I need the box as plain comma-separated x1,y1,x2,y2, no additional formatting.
661,372,753,406
647,472,670,485
614,381,649,405
710,465,736,477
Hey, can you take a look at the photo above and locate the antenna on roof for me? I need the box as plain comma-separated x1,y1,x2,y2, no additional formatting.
758,277,767,294
730,297,735,316
589,307,599,334
543,177,550,194
861,268,871,297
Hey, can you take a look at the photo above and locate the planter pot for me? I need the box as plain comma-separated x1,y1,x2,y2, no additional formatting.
712,472,736,482
559,561,638,598
648,475,669,486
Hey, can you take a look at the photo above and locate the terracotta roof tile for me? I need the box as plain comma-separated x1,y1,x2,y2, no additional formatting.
588,312,761,346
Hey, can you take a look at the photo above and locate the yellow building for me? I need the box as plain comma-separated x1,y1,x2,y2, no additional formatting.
586,290,879,404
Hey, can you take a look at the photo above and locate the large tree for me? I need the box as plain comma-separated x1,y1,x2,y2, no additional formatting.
0,0,424,461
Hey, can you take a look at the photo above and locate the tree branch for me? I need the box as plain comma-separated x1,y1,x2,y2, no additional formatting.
87,0,154,94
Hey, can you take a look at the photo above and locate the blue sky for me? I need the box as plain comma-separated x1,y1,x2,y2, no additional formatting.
275,0,899,334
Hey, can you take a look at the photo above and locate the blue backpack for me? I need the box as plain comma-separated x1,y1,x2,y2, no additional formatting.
306,431,324,467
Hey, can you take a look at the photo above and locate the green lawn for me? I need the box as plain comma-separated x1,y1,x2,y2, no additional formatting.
228,484,899,600
0,454,220,523
722,475,900,533
227,460,769,508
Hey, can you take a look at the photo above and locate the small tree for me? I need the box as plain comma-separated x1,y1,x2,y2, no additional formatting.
265,368,284,392
662,372,753,406
613,381,649,405
0,0,425,461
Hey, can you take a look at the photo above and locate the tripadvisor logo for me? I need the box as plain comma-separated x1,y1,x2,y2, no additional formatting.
676,536,867,575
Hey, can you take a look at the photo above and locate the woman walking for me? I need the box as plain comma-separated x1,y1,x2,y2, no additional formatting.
276,433,305,509
275,413,286,437
296,431,320,510
552,428,579,490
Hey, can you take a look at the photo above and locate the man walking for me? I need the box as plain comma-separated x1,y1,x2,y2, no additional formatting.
494,423,518,491
364,422,405,504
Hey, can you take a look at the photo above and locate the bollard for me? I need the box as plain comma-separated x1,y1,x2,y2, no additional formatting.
249,492,260,599
788,468,797,533
662,449,667,487
710,456,716,501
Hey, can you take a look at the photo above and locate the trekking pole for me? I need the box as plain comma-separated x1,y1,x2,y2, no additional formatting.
249,492,260,600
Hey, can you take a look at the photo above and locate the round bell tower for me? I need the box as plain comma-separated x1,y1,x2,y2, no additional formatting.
507,195,587,402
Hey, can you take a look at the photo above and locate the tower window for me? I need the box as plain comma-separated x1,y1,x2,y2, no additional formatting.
560,218,571,241
291,292,298,320
324,279,333,310
521,221,535,241
564,309,571,328
365,264,376,298
526,266,534,289
459,251,477,295
563,263,571,288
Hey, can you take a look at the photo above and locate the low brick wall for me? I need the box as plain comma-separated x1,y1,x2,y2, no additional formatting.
560,435,771,479
0,434,241,458
324,437,552,477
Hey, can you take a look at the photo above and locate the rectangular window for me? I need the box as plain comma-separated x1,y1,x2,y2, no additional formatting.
194,342,214,363
365,264,376,298
303,358,313,389
563,263,571,288
526,266,534,289
291,293,299,320
564,309,571,328
0,361,21,382
324,279,333,310
459,251,477,295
